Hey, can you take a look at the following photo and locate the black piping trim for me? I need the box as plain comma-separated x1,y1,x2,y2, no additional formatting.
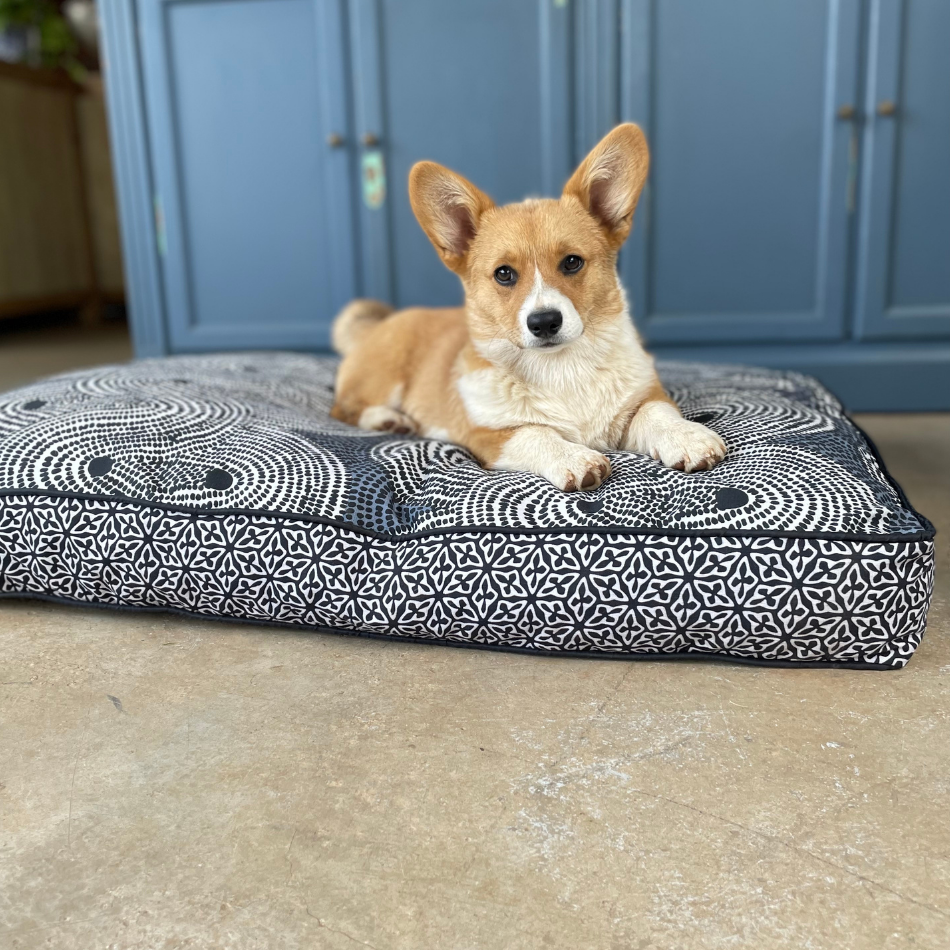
0,591,908,670
846,412,936,537
0,487,935,544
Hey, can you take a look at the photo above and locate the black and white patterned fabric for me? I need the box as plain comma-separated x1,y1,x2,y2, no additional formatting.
0,353,935,667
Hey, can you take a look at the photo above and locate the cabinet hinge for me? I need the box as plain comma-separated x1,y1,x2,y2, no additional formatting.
846,134,858,215
153,193,167,257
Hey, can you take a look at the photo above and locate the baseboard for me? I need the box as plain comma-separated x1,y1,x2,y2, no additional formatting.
651,341,950,412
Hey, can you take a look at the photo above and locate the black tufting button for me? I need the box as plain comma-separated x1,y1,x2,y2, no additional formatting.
577,498,604,514
205,468,233,490
23,399,45,410
88,456,114,476
715,487,748,510
693,412,715,424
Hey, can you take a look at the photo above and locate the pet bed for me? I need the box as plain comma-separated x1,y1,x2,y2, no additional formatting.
0,353,934,667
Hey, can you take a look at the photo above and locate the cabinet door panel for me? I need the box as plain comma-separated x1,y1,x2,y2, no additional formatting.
854,0,950,339
349,0,572,309
620,0,860,344
138,0,356,351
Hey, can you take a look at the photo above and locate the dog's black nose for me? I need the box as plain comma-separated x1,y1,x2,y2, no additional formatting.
527,309,563,338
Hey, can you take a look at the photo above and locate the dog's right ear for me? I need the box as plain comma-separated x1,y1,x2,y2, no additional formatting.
409,162,495,274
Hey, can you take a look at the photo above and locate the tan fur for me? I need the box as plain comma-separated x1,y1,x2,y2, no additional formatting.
331,124,726,491
331,299,394,356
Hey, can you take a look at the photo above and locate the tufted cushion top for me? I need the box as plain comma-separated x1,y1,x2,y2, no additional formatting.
0,353,931,542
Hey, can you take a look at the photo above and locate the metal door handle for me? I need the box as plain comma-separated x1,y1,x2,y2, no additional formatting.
877,100,897,117
836,104,856,121
327,132,345,148
361,132,380,147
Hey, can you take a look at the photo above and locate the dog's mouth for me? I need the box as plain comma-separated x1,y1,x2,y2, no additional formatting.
522,330,582,351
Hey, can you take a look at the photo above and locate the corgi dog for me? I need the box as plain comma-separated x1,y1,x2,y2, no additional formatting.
330,124,725,492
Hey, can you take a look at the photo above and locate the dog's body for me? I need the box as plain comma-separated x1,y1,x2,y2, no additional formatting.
331,125,725,491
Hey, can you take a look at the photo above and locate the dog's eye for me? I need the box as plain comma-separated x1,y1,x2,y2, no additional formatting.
560,255,584,275
494,266,517,286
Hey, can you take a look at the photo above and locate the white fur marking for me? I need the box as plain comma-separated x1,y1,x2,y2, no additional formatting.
458,303,658,451
386,384,404,409
456,368,518,430
495,425,610,492
625,401,726,472
517,269,584,349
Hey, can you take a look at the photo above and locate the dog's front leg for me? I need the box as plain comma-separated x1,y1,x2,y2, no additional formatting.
624,397,726,473
467,425,611,492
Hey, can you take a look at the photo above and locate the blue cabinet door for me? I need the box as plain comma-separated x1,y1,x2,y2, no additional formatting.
854,0,950,340
347,0,573,310
619,0,861,345
137,0,357,351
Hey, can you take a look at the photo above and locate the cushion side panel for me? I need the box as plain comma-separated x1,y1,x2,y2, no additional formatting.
0,495,933,667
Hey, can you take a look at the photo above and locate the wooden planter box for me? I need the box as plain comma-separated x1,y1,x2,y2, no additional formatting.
0,61,124,322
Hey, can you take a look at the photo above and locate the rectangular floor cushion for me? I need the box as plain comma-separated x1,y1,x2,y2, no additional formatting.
0,353,934,668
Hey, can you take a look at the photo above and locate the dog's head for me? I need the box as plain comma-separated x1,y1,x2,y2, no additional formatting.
409,124,649,362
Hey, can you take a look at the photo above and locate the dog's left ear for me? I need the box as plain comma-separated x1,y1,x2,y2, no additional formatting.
563,123,650,250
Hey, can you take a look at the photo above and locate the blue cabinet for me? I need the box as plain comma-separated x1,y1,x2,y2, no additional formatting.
620,0,860,345
137,0,357,351
347,0,572,310
854,0,950,340
100,0,950,409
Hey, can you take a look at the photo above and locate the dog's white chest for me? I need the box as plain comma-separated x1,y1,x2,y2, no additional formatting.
457,361,641,449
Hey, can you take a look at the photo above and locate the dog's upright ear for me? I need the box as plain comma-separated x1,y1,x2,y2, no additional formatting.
409,162,495,274
563,123,650,250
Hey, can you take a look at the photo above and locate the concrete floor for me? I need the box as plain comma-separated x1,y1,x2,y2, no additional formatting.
1,330,949,949
0,318,132,391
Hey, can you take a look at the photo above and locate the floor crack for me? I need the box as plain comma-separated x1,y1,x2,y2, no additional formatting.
285,827,297,884
629,787,949,920
65,718,89,849
305,906,381,950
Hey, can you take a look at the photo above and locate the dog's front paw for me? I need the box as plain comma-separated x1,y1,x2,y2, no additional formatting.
543,446,611,492
357,405,419,436
650,421,726,473
492,427,612,492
